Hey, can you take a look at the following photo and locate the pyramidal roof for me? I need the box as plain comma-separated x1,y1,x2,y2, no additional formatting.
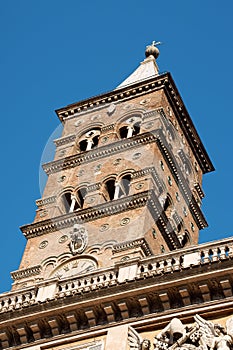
115,42,160,89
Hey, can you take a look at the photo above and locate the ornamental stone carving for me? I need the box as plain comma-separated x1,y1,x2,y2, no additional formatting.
128,315,233,350
69,224,88,255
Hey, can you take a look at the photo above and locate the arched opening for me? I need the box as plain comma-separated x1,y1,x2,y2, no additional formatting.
118,174,131,197
163,194,173,212
119,126,128,139
104,174,131,201
119,116,141,139
180,230,190,247
61,192,79,213
78,128,101,152
61,187,87,213
79,139,88,152
76,187,87,208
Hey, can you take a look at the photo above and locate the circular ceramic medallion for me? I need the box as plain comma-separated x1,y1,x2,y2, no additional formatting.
102,136,109,143
58,149,66,157
39,210,48,218
100,224,109,232
86,197,95,204
74,120,83,127
120,218,130,226
39,240,48,249
144,122,154,129
135,183,144,190
57,175,66,183
59,235,68,244
132,153,141,160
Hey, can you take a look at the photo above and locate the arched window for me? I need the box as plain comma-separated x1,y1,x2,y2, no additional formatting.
119,116,141,139
181,230,190,247
163,194,173,212
61,192,79,213
78,129,101,152
104,174,131,201
61,187,87,213
105,179,116,200
76,187,87,208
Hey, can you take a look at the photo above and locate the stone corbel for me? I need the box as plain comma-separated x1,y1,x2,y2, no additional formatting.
159,292,170,310
199,284,211,302
117,301,129,319
85,309,97,327
220,279,233,298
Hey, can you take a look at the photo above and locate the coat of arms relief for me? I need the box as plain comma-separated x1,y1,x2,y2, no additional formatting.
128,315,233,350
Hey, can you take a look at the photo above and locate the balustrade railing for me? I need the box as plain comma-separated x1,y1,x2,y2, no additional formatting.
0,237,232,313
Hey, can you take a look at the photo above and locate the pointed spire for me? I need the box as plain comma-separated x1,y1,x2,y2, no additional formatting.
116,41,161,89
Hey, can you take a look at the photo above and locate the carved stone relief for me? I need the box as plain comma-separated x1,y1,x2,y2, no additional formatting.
69,224,88,255
128,315,233,350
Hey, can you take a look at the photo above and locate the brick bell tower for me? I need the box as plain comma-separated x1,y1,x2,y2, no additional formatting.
12,41,214,290
5,42,233,350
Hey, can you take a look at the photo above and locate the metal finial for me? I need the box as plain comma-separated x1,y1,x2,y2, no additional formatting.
145,40,161,59
152,40,162,46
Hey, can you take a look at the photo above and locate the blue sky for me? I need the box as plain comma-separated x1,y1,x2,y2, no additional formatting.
0,0,232,292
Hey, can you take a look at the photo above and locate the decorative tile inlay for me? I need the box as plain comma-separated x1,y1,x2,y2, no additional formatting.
140,98,151,105
132,152,141,160
39,240,48,249
58,149,66,157
120,217,130,226
57,175,66,183
123,103,134,110
86,197,95,204
39,210,48,218
107,103,116,115
74,120,83,127
144,121,154,129
121,256,130,261
59,235,68,243
91,114,101,121
100,224,109,232
94,164,102,173
102,136,109,143
135,183,144,190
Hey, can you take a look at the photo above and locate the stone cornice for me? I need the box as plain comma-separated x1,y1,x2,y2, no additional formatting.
36,196,57,207
156,132,208,229
194,183,205,199
42,131,156,175
35,132,208,235
53,134,76,147
21,191,150,239
55,73,214,174
21,190,181,250
132,167,164,194
112,238,153,257
11,265,42,281
55,74,168,121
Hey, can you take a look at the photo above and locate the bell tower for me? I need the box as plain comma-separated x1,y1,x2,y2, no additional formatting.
12,42,214,290
3,42,233,350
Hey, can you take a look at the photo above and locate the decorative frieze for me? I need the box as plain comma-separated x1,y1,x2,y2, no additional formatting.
54,134,76,147
21,191,149,238
194,182,205,199
36,196,57,208
113,238,152,257
55,73,214,174
11,265,42,281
